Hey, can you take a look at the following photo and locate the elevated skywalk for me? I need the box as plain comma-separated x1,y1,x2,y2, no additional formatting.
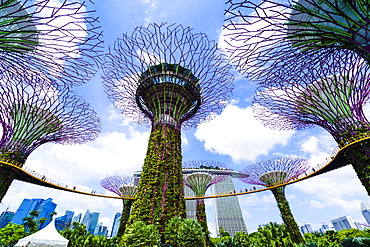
1,132,369,200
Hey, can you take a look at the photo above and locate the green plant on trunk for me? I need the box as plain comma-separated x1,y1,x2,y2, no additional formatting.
128,124,185,233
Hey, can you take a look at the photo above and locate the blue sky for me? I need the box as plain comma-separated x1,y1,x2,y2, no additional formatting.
1,0,370,236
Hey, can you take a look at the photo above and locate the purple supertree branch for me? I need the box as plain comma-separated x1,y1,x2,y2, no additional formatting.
253,50,370,141
239,157,309,187
0,0,103,86
0,73,101,163
102,23,234,130
100,175,139,197
224,0,370,79
183,172,228,196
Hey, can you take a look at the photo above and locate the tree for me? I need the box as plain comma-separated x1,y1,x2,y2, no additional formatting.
164,217,206,247
122,221,161,247
22,210,40,233
0,223,26,246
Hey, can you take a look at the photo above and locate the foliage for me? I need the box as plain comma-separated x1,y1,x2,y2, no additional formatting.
60,222,120,247
122,221,161,247
164,217,206,247
128,124,186,232
0,223,26,246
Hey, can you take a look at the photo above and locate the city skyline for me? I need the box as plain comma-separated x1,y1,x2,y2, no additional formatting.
0,0,369,237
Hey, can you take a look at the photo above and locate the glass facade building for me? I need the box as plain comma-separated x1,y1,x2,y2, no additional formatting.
11,198,56,229
0,211,15,228
331,216,357,231
55,210,75,230
211,176,248,236
110,212,122,237
361,201,370,224
300,223,313,234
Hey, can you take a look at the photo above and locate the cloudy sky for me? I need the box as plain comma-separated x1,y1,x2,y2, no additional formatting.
2,0,370,236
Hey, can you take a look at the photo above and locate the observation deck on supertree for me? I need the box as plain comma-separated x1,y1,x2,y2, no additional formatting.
0,73,101,202
223,0,370,79
182,160,233,245
239,157,309,244
253,50,370,196
0,0,103,86
102,23,234,233
101,175,139,237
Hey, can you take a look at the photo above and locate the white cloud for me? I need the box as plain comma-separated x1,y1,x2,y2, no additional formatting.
25,128,150,187
195,105,294,163
293,166,367,215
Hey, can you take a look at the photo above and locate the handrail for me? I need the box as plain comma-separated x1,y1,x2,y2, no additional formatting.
1,132,369,200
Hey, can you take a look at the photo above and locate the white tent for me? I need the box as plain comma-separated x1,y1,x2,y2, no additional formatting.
14,219,69,247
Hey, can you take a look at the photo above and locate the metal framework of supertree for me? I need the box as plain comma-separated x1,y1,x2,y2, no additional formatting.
253,50,370,196
182,160,230,245
223,0,370,79
102,23,234,235
0,73,101,202
0,0,103,86
101,175,139,237
239,157,309,244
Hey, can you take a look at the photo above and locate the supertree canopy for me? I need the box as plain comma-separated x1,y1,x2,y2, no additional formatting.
253,50,370,195
0,0,103,86
224,0,370,79
102,23,234,234
101,175,139,237
240,157,309,244
0,73,101,202
182,160,230,245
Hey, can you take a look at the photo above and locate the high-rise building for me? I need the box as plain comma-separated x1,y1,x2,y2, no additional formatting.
37,198,57,229
331,216,357,231
361,201,370,224
211,176,248,236
354,222,364,230
55,210,75,230
81,209,92,230
88,212,100,234
319,222,330,233
11,198,56,229
300,223,313,234
0,210,15,228
110,212,121,237
72,213,82,224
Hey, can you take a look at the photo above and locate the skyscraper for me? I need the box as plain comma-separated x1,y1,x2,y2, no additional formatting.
110,212,122,237
72,213,82,224
11,198,56,229
319,222,330,233
55,210,75,230
88,212,100,234
81,209,92,230
300,223,313,234
37,198,57,229
331,216,357,231
212,176,248,236
0,210,15,228
361,201,370,224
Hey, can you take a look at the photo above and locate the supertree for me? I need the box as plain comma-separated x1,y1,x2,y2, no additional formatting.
100,175,139,237
0,0,103,86
223,0,370,79
182,160,230,245
0,72,101,202
253,49,370,196
239,157,309,244
102,23,234,235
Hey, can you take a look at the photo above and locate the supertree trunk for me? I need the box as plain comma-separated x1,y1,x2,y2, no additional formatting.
128,123,186,233
0,165,18,202
117,199,134,237
196,198,213,247
345,144,370,196
270,187,304,244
